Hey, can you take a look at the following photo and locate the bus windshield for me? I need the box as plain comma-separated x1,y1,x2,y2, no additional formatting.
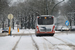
38,17,53,25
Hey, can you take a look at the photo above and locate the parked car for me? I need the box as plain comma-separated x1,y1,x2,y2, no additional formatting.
2,27,9,33
71,26,75,31
61,26,70,31
56,26,70,31
56,26,62,31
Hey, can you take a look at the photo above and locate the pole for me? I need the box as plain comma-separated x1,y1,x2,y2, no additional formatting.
8,19,12,35
51,0,64,15
8,19,9,27
13,18,14,29
8,14,13,36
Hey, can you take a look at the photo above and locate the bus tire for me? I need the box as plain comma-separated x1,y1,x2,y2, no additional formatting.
36,34,41,36
36,34,39,36
51,34,54,36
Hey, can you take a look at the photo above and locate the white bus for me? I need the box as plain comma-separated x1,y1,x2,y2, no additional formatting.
35,15,55,36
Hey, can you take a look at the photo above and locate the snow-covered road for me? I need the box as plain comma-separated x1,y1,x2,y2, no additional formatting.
0,29,75,50
32,35,74,50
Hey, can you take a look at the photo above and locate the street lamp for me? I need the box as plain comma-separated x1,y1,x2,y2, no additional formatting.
51,0,64,15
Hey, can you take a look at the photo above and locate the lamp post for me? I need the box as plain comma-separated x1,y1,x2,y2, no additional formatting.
51,0,64,15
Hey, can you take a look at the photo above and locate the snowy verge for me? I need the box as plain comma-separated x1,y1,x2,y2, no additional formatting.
0,36,20,50
55,34,75,45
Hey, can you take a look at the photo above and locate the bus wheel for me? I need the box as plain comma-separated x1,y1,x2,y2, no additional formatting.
36,34,42,36
50,34,54,36
36,34,39,36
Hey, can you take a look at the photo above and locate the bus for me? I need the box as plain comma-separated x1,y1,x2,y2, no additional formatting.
35,15,55,36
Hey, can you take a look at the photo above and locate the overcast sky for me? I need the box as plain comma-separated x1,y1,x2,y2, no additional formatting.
8,0,26,7
57,0,68,6
8,0,68,7
58,0,68,2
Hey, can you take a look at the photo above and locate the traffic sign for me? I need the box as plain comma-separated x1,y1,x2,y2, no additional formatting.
8,14,13,20
65,20,69,26
8,14,13,35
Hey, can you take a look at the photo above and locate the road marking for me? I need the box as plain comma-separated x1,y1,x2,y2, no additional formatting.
12,36,21,50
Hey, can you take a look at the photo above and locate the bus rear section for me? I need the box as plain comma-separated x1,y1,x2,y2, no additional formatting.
35,15,55,36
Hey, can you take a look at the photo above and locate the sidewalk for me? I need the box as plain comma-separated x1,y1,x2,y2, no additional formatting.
0,29,74,36
0,29,35,36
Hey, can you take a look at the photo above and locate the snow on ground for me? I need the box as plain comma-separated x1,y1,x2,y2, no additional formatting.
32,36,72,50
12,29,60,35
0,36,20,50
44,37,65,45
0,27,60,34
43,37,73,50
0,29,75,50
15,36,36,50
56,34,75,45
12,29,35,34
0,28,2,33
12,29,24,34
33,37,53,50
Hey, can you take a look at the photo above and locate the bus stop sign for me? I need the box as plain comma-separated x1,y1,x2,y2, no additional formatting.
65,20,69,26
8,14,13,20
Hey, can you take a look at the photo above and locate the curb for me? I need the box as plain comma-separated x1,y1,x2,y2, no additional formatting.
0,33,35,36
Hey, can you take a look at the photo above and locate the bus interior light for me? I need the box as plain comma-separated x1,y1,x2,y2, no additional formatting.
45,17,47,19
